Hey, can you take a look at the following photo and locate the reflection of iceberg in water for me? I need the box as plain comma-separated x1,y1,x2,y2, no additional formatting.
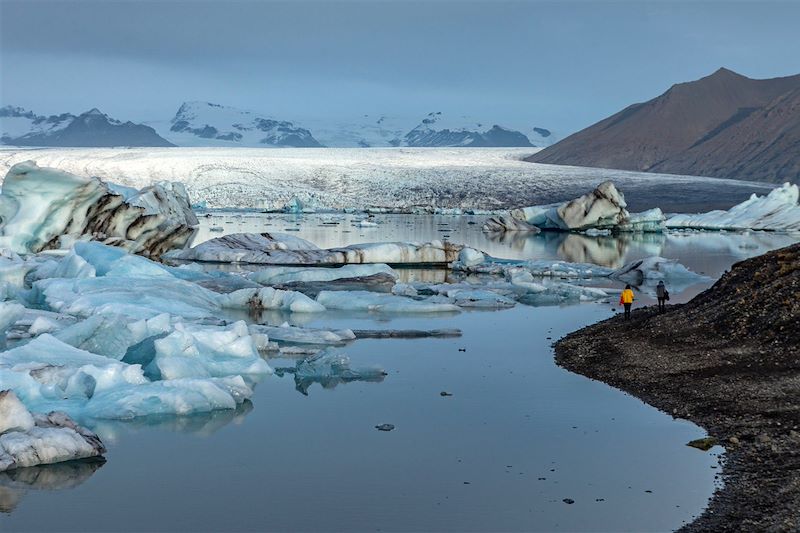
0,457,105,513
274,352,387,396
484,231,667,268
91,401,255,441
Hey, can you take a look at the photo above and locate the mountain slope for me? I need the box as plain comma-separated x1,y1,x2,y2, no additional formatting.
527,68,800,183
160,102,322,148
1,107,174,147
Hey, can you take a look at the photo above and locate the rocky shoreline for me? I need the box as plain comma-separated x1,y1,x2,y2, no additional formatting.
555,243,800,532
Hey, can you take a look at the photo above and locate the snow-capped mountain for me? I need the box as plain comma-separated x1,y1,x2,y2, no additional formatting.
156,102,322,148
0,106,174,147
404,112,533,147
299,112,551,148
2,103,554,149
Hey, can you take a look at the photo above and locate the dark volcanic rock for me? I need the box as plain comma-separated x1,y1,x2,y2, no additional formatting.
528,68,800,184
555,243,800,532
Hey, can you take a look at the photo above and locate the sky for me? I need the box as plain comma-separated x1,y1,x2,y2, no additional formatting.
2,0,800,135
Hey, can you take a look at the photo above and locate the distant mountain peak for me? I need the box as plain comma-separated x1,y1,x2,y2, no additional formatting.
163,101,322,147
529,68,800,184
1,105,173,147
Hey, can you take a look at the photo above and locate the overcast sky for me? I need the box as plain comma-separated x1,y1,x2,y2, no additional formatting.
2,0,799,134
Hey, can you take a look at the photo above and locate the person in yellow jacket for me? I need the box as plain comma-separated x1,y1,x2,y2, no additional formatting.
619,284,635,320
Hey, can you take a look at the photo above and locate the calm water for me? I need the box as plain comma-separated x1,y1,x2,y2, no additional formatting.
3,213,797,532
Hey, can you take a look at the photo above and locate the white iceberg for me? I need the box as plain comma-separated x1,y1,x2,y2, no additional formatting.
0,391,105,472
166,233,463,265
220,287,325,313
82,376,253,420
0,161,198,257
666,183,800,232
149,321,272,380
483,181,665,233
248,264,397,285
610,257,709,293
248,323,355,346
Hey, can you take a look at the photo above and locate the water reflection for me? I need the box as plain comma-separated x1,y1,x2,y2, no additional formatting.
91,401,255,442
0,458,105,513
194,212,798,280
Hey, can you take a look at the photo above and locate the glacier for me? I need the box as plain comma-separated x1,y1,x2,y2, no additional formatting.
0,147,772,211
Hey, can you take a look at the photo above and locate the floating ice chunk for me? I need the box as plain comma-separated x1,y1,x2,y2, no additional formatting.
0,390,35,435
248,323,355,346
484,181,665,233
167,233,463,265
666,183,800,231
283,351,386,395
0,400,106,472
220,287,325,313
453,247,486,268
82,376,253,419
445,289,516,309
316,290,460,313
0,161,197,256
164,232,319,263
455,257,614,278
611,256,708,285
248,264,396,285
149,321,271,380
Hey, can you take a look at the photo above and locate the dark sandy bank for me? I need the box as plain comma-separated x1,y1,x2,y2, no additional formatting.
555,243,800,532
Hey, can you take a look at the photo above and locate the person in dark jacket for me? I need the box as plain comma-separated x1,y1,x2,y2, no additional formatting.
656,280,668,313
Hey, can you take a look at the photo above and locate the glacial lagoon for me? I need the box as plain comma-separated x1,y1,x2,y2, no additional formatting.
2,211,797,532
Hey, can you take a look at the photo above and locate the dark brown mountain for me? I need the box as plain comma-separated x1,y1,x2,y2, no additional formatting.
527,68,800,183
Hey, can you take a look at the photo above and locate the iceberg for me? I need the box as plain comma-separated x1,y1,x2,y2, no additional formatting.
483,181,665,233
248,264,397,285
248,323,355,346
0,161,198,257
148,321,272,380
220,287,326,313
666,183,800,232
0,391,105,472
82,376,253,420
166,233,463,265
610,257,709,291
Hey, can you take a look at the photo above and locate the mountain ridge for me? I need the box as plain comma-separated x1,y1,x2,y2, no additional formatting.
527,68,800,183
0,106,174,147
